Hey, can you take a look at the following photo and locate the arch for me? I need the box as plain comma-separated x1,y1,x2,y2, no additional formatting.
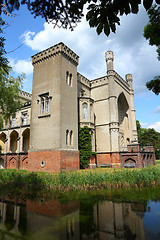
8,157,17,169
0,132,6,153
118,93,129,150
124,158,136,168
66,129,69,145
22,157,29,170
70,130,73,145
0,158,4,169
69,73,72,86
22,128,30,152
82,103,88,120
66,71,69,84
9,130,19,153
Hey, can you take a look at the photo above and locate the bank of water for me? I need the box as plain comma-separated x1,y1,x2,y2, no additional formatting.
0,187,160,240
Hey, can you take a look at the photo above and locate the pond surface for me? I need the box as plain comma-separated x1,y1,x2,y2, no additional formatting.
0,188,160,240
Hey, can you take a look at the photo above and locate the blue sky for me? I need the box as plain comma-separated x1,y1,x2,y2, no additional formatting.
2,5,160,131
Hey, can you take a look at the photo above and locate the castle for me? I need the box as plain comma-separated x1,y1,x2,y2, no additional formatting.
0,42,156,172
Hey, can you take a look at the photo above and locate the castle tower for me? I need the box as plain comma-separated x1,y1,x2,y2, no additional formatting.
105,51,120,167
28,43,79,172
126,74,138,142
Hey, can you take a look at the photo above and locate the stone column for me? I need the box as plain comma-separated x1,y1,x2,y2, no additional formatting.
126,74,138,142
106,51,120,166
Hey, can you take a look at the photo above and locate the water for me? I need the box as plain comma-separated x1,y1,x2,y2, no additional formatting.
0,188,160,240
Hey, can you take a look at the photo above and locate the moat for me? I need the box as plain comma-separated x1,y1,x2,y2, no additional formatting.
0,187,160,240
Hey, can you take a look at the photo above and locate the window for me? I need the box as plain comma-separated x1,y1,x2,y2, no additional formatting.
39,93,50,114
82,103,88,120
69,73,72,86
23,113,27,125
90,104,93,121
70,131,73,145
66,71,69,84
46,97,49,113
12,117,16,127
41,98,45,114
66,130,69,145
66,71,72,86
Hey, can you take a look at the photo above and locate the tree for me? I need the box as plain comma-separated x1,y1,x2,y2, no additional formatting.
0,17,24,129
136,120,160,159
0,0,160,36
78,126,92,168
144,5,160,94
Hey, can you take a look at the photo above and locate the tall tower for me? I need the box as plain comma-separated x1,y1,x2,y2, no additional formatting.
105,51,120,167
28,43,79,172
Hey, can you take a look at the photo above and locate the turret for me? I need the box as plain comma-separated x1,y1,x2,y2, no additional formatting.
126,74,133,89
105,51,114,72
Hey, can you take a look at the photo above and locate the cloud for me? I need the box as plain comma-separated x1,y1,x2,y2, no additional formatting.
148,122,160,132
17,6,160,96
152,106,160,114
140,122,148,127
9,58,33,75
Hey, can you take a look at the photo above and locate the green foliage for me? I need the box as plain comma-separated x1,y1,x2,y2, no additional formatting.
0,17,24,129
0,1,160,36
144,5,160,94
146,75,160,95
78,126,92,168
136,120,160,159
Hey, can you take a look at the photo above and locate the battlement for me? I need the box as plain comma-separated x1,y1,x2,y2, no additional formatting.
32,42,79,66
91,76,108,88
19,90,32,100
77,72,91,87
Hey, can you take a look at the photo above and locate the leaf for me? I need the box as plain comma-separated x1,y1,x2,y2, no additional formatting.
96,23,103,35
104,23,110,36
143,0,153,10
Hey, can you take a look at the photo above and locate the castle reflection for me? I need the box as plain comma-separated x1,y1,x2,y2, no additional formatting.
0,196,151,240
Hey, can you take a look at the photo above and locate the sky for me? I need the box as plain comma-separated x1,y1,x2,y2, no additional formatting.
1,4,160,131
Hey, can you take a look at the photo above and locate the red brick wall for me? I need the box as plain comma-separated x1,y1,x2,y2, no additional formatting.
61,151,79,171
8,155,18,169
97,153,111,166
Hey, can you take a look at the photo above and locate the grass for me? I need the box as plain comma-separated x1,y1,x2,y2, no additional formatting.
0,165,160,191
156,160,160,164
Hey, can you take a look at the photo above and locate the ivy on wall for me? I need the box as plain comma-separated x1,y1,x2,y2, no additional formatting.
78,126,93,168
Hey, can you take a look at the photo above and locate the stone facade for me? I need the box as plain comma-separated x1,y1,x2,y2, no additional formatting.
0,42,156,172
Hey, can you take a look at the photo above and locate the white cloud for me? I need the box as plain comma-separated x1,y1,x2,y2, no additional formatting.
140,122,148,127
9,58,33,75
148,122,160,132
16,5,159,96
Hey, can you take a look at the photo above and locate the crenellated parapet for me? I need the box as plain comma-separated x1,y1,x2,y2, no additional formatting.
77,72,90,87
19,90,32,100
91,76,108,88
32,42,79,66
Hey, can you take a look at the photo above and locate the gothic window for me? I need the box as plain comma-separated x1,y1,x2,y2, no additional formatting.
82,103,88,120
66,71,69,84
66,71,72,86
69,73,72,86
70,131,73,145
66,130,69,145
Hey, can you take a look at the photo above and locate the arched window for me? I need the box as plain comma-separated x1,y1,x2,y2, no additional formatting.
66,71,69,85
66,130,69,145
69,73,72,86
82,103,88,120
70,131,73,145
